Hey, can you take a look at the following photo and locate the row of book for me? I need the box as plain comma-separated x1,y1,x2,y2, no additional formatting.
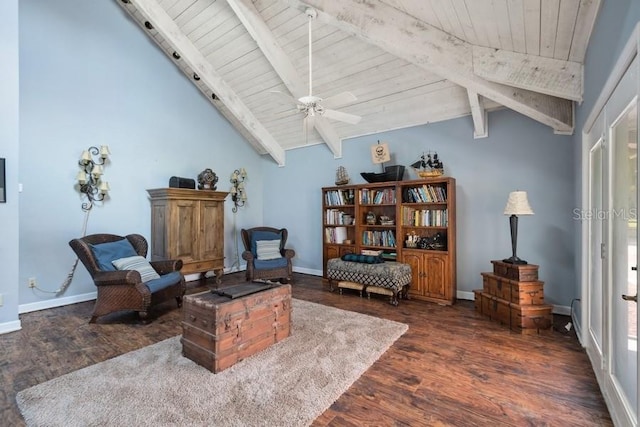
401,207,448,227
324,189,355,206
325,226,348,244
403,185,447,203
359,188,396,205
361,230,396,248
325,209,352,225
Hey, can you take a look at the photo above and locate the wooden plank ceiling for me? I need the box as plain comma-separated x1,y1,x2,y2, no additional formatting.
117,0,600,166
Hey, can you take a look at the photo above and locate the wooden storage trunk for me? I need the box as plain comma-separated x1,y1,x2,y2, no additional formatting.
181,284,291,373
481,273,544,305
475,290,510,326
491,260,539,282
474,290,552,335
510,303,553,335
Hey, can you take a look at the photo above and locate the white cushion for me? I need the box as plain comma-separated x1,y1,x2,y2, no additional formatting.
256,240,282,260
112,255,161,283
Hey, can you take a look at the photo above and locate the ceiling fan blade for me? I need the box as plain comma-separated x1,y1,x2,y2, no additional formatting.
322,91,357,109
268,90,297,106
322,108,362,125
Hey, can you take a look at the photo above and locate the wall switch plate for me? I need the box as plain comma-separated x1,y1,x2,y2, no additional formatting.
0,293,3,306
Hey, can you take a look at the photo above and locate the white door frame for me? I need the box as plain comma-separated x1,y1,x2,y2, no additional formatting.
582,22,640,427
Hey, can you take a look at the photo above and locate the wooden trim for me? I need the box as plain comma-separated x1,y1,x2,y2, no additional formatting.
118,0,287,166
289,0,574,134
583,22,640,134
226,0,343,158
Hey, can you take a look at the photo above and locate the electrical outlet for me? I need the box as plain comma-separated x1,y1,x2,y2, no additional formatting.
28,277,36,288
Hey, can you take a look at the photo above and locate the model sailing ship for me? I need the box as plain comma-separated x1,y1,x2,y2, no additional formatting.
335,166,350,186
411,152,444,178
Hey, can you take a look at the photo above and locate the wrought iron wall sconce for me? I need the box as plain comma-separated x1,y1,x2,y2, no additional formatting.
230,168,247,212
76,145,110,211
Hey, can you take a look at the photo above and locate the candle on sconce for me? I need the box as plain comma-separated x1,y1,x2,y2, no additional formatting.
99,145,111,158
76,171,87,184
98,181,110,194
81,150,91,164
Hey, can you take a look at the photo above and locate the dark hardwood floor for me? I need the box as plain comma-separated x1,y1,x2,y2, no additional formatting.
1,272,611,426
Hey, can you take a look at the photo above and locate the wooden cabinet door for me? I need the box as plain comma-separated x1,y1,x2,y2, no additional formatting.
171,200,199,262
402,250,425,296
323,245,356,277
425,254,448,299
199,200,224,261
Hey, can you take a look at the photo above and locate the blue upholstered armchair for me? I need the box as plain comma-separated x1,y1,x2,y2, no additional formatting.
241,227,295,283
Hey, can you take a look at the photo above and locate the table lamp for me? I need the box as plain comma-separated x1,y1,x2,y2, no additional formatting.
503,191,534,264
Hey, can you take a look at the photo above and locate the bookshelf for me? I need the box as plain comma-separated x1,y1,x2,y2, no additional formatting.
322,177,456,305
322,185,357,274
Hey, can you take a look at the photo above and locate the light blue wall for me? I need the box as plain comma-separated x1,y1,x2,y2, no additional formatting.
17,0,264,308
262,108,575,306
572,1,639,326
0,0,20,330
3,0,638,332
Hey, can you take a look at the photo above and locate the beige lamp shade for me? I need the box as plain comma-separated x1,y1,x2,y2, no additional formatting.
76,171,87,184
504,191,534,215
98,181,110,193
99,145,110,158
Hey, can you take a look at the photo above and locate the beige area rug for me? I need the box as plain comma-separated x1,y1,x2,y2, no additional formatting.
17,299,408,427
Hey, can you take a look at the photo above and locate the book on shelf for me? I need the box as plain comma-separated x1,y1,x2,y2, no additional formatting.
325,226,348,244
403,185,447,203
361,249,383,256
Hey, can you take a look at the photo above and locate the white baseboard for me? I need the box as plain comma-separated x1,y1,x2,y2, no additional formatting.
0,320,21,334
19,292,97,314
293,266,323,276
553,305,571,316
457,290,474,301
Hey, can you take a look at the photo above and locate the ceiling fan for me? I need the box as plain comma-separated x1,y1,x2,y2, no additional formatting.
270,8,361,135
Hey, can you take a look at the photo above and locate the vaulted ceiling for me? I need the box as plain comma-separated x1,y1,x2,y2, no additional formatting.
117,0,600,166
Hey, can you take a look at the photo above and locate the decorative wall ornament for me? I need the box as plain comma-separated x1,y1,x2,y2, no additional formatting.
76,145,110,211
230,168,247,213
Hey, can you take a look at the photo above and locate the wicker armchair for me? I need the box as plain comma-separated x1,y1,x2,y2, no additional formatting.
69,233,186,323
241,227,295,283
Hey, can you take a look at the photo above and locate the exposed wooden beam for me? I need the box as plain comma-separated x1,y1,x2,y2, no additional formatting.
467,90,488,139
226,0,343,158
569,0,602,62
119,0,286,166
289,0,574,134
472,46,583,102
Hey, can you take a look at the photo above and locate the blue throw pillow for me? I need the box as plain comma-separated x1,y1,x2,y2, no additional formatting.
250,230,282,255
90,239,138,271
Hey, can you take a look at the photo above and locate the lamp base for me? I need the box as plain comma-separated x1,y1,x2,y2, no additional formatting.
502,256,528,265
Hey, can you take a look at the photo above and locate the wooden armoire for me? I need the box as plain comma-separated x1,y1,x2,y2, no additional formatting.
147,188,227,284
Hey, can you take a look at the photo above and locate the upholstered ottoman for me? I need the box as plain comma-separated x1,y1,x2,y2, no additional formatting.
326,258,411,306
